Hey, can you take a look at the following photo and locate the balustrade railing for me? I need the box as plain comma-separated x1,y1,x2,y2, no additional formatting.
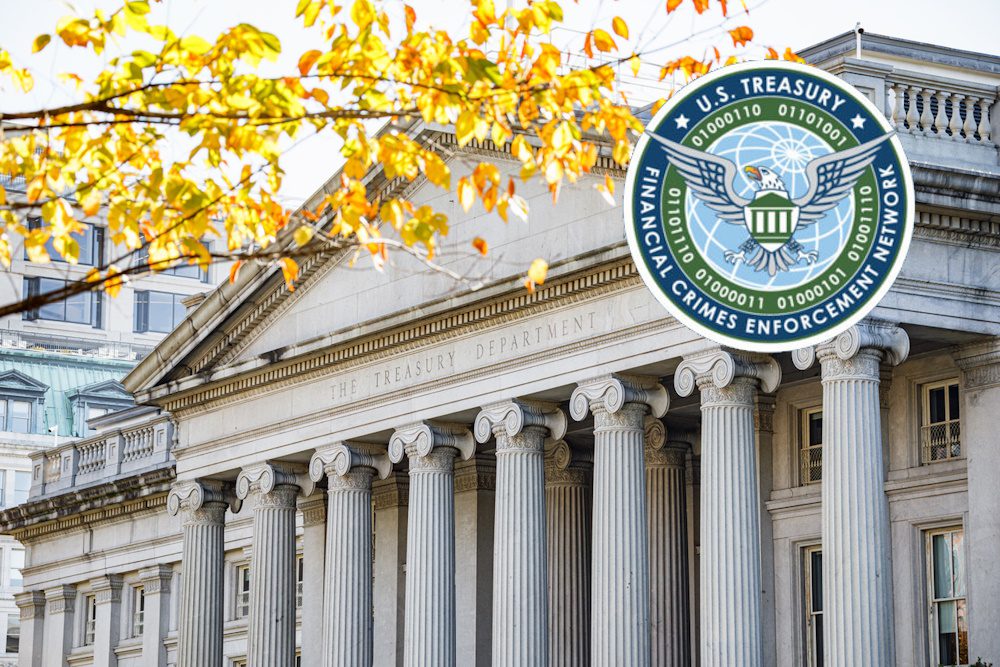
886,74,995,146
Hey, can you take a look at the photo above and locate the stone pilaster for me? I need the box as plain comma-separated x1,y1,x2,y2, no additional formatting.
137,565,173,667
544,439,592,667
167,479,240,667
15,591,45,667
309,443,391,667
793,320,907,666
953,339,1000,661
570,374,669,666
454,454,496,667
91,575,123,667
42,585,75,667
754,394,777,667
298,495,326,667
373,472,409,667
475,400,566,667
389,422,475,667
236,463,313,667
644,418,690,667
675,349,780,667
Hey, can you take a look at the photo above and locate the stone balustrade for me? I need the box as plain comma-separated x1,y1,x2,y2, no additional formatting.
885,72,995,145
29,411,174,497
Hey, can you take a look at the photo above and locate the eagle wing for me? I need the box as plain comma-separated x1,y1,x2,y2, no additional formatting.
646,132,749,224
794,133,894,226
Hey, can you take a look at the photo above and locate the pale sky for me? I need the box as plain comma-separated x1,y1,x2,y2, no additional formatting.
1,0,997,208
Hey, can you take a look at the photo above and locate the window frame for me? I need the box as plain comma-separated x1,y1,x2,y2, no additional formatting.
296,554,303,609
920,379,962,464
22,277,104,328
24,217,105,267
131,585,145,638
4,612,19,654
925,525,968,667
133,290,188,334
7,548,24,589
82,594,97,647
802,544,824,667
799,407,824,485
132,243,211,283
235,564,250,620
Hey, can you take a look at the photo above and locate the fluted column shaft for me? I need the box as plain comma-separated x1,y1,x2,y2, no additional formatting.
492,426,548,665
646,422,690,667
324,470,375,666
700,378,762,666
819,348,894,666
168,481,236,667
545,443,591,667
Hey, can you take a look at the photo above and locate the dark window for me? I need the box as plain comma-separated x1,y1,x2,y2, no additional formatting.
132,245,210,282
5,614,18,653
930,528,968,666
22,278,103,327
24,217,104,266
133,291,187,334
804,547,823,666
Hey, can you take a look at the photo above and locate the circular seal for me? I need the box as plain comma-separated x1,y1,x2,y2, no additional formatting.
624,60,914,352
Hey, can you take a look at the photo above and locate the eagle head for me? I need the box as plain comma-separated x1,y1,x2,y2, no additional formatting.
744,165,785,191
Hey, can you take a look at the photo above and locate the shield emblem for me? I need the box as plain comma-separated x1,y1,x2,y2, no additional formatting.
743,191,799,252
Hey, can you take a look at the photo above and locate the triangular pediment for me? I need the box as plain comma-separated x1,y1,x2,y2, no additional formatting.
0,369,49,393
67,379,132,403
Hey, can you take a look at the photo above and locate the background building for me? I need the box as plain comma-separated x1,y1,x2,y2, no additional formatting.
0,31,998,667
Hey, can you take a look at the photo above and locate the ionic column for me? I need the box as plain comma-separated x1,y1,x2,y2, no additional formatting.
373,472,409,667
475,400,566,666
544,439,592,667
137,565,173,666
675,350,780,667
167,480,240,667
15,591,45,667
309,443,391,667
42,585,75,667
389,422,475,667
454,454,496,667
793,320,908,666
570,374,669,666
645,418,690,667
236,463,313,667
91,574,123,667
298,496,326,667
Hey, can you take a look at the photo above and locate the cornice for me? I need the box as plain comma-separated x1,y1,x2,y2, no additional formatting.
9,491,170,543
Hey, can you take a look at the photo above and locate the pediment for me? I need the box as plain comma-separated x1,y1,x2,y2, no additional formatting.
0,369,49,393
67,379,133,403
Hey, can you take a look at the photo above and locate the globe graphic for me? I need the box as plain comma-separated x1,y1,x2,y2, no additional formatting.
685,121,854,291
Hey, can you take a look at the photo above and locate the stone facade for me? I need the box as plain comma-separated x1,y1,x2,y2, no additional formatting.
0,30,998,667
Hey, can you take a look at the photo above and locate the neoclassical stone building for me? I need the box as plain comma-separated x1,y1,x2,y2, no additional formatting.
0,30,998,667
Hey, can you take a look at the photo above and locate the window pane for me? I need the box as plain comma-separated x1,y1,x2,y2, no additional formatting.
148,292,174,332
13,472,29,505
0,470,5,507
929,387,946,424
951,531,965,597
0,402,6,431
933,534,953,599
814,615,824,667
808,412,823,446
36,278,65,321
9,549,23,587
5,614,18,653
957,599,969,664
10,401,31,434
64,291,90,325
948,384,960,421
810,550,823,612
172,295,186,329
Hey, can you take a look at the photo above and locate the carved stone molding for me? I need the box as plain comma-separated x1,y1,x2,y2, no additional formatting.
543,440,592,485
91,574,124,605
570,373,669,421
235,462,314,503
138,565,174,595
297,496,327,527
388,422,475,464
953,338,1000,390
454,455,497,492
14,591,45,619
675,349,781,401
792,319,909,372
309,442,391,485
372,473,409,510
474,399,567,446
45,585,76,615
754,395,776,433
166,479,241,519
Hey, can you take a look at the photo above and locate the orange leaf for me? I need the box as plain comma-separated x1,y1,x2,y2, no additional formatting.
280,257,299,291
527,257,548,285
229,260,243,284
298,49,322,76
592,28,616,53
666,0,682,12
692,0,709,13
728,26,753,47
472,237,489,256
404,4,416,33
612,17,629,39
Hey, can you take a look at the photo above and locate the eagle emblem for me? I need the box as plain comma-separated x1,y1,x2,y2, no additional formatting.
648,132,894,276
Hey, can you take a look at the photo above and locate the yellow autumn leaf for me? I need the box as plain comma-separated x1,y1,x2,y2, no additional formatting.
592,29,616,53
528,257,548,285
32,34,51,53
472,237,489,256
612,17,628,40
293,225,314,246
457,178,475,213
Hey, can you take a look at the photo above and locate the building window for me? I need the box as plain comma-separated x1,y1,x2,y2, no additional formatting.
235,565,250,619
233,660,247,667
22,278,103,328
8,549,23,588
12,472,29,506
82,594,97,646
133,291,187,334
928,527,968,666
131,586,145,637
800,408,823,484
0,398,34,434
133,245,210,282
296,555,304,609
803,546,823,667
922,380,961,463
25,218,105,266
5,614,19,654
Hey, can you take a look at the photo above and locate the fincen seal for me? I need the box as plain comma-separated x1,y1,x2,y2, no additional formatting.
624,60,914,352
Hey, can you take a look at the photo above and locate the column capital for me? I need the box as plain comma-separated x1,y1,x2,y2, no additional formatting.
792,319,909,370
474,399,567,444
675,348,780,397
454,454,497,493
388,421,475,464
14,591,46,618
167,479,241,517
90,574,124,604
953,338,1000,389
645,417,688,467
544,439,592,485
45,585,76,614
372,472,409,510
236,461,314,501
569,373,669,421
298,496,327,527
138,565,173,594
309,442,391,484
